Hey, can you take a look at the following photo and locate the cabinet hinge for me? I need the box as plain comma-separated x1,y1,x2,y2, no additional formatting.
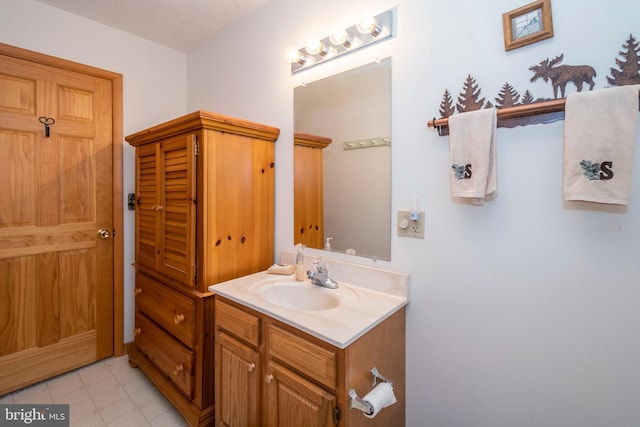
194,140,200,156
334,406,340,425
193,263,197,282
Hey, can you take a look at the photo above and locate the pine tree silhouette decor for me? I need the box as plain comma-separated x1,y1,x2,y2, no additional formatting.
495,82,520,108
439,89,456,118
456,75,486,113
521,90,535,104
607,33,640,86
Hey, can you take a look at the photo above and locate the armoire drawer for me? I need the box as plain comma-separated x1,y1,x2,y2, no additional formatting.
135,272,196,347
268,324,337,390
134,312,195,399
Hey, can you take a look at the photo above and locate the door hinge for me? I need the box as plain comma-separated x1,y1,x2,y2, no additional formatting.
334,406,340,425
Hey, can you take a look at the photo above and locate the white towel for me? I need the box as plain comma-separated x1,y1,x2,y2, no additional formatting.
448,107,497,200
564,85,640,205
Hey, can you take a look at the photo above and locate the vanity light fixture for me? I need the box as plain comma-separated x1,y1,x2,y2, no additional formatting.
287,8,394,74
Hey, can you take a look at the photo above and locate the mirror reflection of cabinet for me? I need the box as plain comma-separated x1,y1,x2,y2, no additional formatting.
294,132,332,249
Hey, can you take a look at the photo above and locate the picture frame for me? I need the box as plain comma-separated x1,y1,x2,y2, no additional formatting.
502,0,554,51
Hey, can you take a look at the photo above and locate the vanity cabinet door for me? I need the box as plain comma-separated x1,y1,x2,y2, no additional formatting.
215,332,260,427
265,361,336,427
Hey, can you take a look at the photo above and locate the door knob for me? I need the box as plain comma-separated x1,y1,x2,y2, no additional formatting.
97,229,110,239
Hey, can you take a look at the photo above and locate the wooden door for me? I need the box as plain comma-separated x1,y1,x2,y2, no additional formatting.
266,362,336,427
157,135,196,286
135,143,160,273
294,144,324,249
0,53,114,394
215,332,260,427
135,134,197,287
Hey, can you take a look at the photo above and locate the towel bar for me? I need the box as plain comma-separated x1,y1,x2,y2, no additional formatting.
428,90,640,134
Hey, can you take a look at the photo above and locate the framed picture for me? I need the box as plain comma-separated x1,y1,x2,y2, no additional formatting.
502,0,554,51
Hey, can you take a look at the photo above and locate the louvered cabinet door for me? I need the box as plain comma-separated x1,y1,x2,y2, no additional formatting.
156,134,197,287
135,144,160,272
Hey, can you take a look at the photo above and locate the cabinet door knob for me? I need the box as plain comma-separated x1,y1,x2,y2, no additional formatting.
133,327,141,336
157,205,164,211
174,364,184,376
248,363,256,372
134,288,142,295
265,374,273,384
174,313,185,324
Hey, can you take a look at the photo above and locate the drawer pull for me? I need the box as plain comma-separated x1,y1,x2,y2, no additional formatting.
134,287,142,295
265,374,273,384
133,327,141,336
174,364,184,376
248,363,256,372
174,313,185,324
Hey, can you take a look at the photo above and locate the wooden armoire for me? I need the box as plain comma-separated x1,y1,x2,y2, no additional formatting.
125,111,279,426
293,132,332,249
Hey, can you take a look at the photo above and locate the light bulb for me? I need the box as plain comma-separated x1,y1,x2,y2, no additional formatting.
329,29,348,45
305,39,326,55
285,47,314,66
285,47,303,63
329,28,360,49
357,16,382,36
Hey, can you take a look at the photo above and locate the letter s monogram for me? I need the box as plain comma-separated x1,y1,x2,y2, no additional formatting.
599,161,614,180
464,164,472,179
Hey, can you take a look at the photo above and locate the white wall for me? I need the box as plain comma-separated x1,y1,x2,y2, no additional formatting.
188,0,640,425
1,0,188,344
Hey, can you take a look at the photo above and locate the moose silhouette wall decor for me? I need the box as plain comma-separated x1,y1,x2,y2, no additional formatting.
430,33,640,135
529,54,596,98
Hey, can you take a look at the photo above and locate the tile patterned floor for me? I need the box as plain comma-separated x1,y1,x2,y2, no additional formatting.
0,355,187,426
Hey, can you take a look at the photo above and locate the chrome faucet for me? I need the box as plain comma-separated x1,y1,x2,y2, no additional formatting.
307,258,339,289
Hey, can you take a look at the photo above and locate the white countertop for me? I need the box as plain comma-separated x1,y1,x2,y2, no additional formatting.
209,270,408,349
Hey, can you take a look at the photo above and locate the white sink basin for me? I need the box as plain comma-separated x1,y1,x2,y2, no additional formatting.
262,284,339,311
251,280,359,311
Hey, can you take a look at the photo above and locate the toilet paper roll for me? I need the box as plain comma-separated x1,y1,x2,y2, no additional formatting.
363,382,397,419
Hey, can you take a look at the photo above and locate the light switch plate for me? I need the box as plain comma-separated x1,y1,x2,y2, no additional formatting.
397,210,425,238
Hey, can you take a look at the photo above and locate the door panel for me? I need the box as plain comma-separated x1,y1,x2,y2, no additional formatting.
0,53,114,395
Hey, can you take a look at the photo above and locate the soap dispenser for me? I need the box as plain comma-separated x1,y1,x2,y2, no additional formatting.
324,237,333,251
295,243,305,282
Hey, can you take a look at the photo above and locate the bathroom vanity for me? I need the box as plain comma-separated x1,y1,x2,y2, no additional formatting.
210,255,408,426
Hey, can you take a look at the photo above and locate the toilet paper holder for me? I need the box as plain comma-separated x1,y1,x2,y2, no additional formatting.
348,367,393,415
371,367,393,387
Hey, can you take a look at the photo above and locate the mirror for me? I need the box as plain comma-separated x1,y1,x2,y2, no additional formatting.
294,58,391,260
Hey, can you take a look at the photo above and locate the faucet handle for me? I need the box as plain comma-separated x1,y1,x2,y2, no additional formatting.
312,257,327,272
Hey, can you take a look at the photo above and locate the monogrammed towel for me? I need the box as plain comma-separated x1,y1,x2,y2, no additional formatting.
448,107,497,199
564,85,640,205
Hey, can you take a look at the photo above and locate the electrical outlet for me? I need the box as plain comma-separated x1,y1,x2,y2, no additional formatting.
397,210,425,238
